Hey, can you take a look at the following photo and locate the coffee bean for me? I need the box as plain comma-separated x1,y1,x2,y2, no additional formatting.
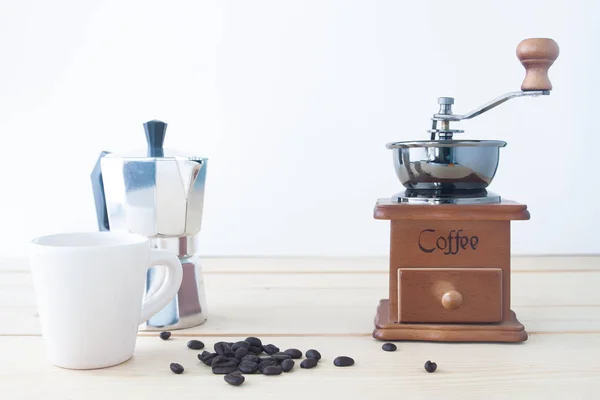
262,365,282,375
333,356,354,367
300,358,318,369
262,344,280,355
212,365,238,374
159,331,171,340
382,343,397,352
239,362,259,374
225,350,235,358
283,348,303,359
258,359,278,373
281,359,295,372
305,349,321,360
248,345,263,355
210,355,229,366
216,357,240,369
245,337,263,347
271,352,292,363
214,341,234,357
214,341,230,355
234,347,249,359
224,371,245,386
198,351,217,366
424,360,437,373
211,357,238,370
241,354,261,364
231,341,251,351
187,340,205,350
169,362,184,374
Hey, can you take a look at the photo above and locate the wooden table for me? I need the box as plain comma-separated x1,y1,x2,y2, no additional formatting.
1,256,599,399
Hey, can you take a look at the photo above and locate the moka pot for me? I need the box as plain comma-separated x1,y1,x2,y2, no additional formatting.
90,120,208,330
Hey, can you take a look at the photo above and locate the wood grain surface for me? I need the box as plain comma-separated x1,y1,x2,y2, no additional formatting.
0,256,599,399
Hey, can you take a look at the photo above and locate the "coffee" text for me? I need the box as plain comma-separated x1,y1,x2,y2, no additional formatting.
418,229,479,255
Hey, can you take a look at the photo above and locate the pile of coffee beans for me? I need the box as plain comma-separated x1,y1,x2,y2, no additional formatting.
195,337,329,380
163,333,352,384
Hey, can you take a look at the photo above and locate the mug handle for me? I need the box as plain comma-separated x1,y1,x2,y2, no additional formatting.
139,249,183,324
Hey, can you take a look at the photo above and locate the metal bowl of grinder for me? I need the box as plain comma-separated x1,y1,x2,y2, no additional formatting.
386,139,506,191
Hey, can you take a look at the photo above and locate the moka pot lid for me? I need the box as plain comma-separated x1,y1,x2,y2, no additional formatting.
102,120,207,162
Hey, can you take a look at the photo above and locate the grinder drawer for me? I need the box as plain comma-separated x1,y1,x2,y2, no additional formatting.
397,268,502,323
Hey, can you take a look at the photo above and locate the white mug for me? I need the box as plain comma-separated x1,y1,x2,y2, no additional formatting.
29,231,183,370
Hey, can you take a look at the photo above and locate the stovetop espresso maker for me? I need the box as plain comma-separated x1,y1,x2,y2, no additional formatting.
91,120,208,330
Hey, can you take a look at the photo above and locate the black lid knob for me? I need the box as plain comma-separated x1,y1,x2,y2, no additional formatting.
144,120,167,157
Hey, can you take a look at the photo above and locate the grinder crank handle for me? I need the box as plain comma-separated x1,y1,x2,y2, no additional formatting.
433,38,560,122
517,38,560,91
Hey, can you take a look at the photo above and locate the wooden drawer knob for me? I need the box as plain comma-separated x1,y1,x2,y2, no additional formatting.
442,290,463,310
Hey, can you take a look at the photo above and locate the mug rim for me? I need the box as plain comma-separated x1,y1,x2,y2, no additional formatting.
30,231,149,249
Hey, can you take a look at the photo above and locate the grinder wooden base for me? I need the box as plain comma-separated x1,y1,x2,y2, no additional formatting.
373,299,528,343
372,198,530,344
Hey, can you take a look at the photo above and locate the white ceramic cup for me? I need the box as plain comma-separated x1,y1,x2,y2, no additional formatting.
29,231,183,370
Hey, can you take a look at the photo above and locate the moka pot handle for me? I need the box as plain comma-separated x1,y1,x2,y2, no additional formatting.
90,151,111,231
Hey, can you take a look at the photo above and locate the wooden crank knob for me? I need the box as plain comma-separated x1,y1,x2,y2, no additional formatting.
517,38,560,91
441,290,463,310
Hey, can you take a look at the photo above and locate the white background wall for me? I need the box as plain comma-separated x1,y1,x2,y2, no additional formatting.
1,0,598,257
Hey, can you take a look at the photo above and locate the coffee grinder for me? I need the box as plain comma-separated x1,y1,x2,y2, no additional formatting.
373,38,559,342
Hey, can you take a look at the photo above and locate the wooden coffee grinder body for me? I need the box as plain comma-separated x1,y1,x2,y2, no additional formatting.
372,199,530,342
